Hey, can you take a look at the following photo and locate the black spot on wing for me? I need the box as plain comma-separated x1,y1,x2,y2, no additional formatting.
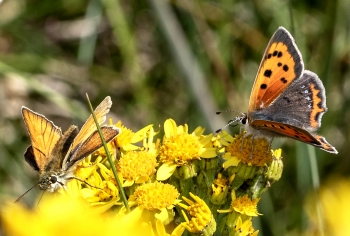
280,77,287,83
264,70,272,78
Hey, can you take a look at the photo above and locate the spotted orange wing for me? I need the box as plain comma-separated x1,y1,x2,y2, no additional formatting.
248,27,304,112
22,107,62,172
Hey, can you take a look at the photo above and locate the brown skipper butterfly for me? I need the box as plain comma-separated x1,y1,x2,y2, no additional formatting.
20,96,120,194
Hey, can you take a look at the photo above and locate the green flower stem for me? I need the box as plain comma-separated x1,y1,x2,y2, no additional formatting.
86,94,130,212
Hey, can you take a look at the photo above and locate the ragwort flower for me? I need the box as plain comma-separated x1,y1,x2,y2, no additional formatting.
157,119,216,181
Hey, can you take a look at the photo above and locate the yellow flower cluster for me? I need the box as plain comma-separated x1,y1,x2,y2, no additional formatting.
1,118,284,236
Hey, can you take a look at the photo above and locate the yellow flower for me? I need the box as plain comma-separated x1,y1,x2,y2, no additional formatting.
117,126,159,187
62,156,121,211
113,120,154,151
0,195,134,236
210,172,229,205
157,119,216,181
218,192,261,217
132,181,180,210
221,132,273,168
305,178,350,236
178,192,216,234
118,150,158,187
234,216,259,236
74,155,102,180
128,181,181,226
155,219,186,236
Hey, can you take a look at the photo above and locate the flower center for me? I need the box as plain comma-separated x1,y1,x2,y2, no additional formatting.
118,151,158,182
159,133,201,165
134,182,179,210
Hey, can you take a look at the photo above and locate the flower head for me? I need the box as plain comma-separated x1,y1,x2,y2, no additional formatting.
157,119,216,180
128,181,181,226
132,181,180,210
221,132,273,168
218,192,261,217
118,150,158,187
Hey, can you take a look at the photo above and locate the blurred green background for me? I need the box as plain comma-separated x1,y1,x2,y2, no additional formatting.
0,0,349,235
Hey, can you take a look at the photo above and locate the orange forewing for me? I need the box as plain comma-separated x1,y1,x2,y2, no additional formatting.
22,107,62,172
248,29,303,112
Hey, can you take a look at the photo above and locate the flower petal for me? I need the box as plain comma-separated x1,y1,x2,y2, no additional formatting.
164,119,177,138
157,163,177,181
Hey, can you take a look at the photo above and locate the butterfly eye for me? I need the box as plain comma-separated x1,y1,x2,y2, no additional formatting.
50,176,57,183
241,117,247,125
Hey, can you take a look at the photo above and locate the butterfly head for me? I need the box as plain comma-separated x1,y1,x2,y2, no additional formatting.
39,171,68,192
236,113,248,126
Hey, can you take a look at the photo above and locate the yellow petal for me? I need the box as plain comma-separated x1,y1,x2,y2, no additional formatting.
123,179,135,187
155,208,169,222
164,119,177,138
157,163,177,181
192,126,205,136
131,124,153,143
222,156,241,169
200,148,217,158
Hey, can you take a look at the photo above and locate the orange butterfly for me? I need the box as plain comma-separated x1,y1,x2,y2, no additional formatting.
21,96,120,194
232,27,337,154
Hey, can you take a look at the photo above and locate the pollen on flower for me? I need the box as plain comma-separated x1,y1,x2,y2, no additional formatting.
179,193,216,234
225,133,273,166
159,133,202,165
118,151,158,182
133,182,179,210
231,194,261,217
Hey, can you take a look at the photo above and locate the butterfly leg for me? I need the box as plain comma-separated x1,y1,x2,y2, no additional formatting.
266,137,273,156
250,135,255,160
240,126,246,152
70,176,103,190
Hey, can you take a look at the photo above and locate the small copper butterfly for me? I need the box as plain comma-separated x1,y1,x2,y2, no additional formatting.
19,96,120,197
234,27,337,154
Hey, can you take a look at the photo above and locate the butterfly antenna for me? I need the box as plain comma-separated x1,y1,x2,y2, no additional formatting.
216,110,237,115
215,118,239,133
14,182,40,203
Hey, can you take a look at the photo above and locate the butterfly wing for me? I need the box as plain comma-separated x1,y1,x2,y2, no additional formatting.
250,71,337,153
250,120,337,153
22,107,62,172
24,146,40,171
67,96,112,155
248,27,304,112
63,126,120,171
